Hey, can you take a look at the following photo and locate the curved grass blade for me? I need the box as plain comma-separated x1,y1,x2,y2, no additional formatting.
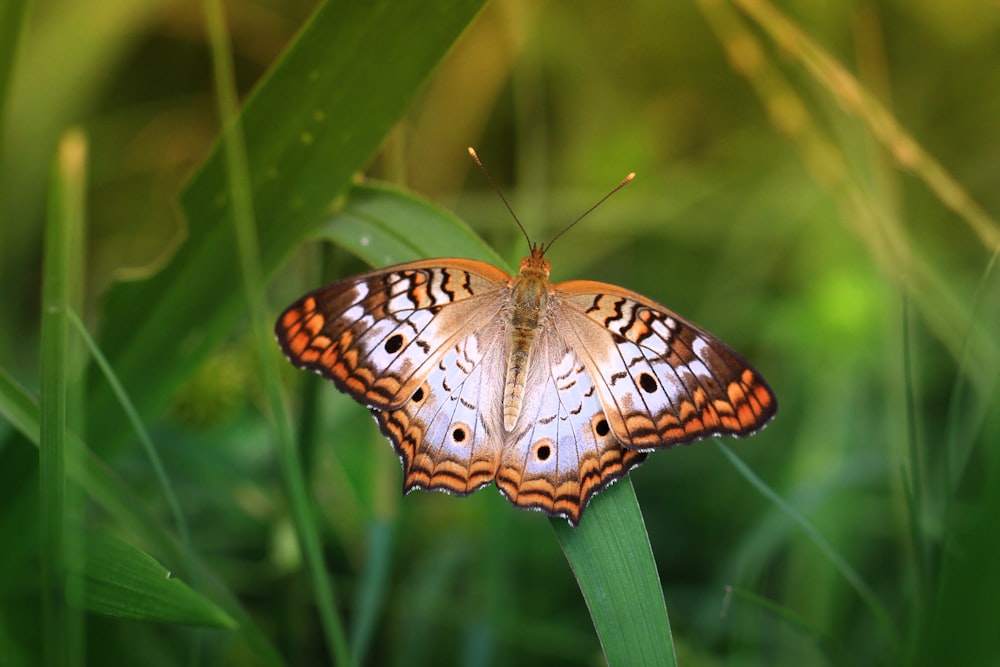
75,531,235,628
67,310,194,579
715,439,900,655
0,371,288,665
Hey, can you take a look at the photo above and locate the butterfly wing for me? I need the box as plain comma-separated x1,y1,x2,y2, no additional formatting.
275,258,511,410
495,332,647,526
374,319,509,498
554,281,777,450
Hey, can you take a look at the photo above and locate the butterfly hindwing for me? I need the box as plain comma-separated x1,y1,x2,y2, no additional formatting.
555,281,777,450
374,320,508,497
276,258,510,409
495,334,647,525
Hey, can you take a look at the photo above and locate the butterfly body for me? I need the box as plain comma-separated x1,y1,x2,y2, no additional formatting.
276,245,776,525
503,250,553,430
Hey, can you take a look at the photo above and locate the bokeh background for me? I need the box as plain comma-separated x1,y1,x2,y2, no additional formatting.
2,0,998,665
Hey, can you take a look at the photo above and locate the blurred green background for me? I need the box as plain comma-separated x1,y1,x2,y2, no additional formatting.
2,0,999,665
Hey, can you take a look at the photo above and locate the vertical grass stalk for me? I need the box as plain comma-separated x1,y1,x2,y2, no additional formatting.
202,0,351,663
40,130,88,666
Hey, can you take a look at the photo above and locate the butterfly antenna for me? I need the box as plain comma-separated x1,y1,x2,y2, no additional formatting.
468,147,533,251
543,171,635,253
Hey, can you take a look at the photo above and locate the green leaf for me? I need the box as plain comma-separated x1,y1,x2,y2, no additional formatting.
75,531,235,628
319,182,507,267
88,0,487,450
552,481,676,666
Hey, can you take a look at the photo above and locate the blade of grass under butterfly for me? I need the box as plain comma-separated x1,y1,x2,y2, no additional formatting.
317,183,674,666
552,481,676,666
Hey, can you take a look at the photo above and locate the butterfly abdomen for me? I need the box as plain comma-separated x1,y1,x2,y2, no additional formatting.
502,257,553,432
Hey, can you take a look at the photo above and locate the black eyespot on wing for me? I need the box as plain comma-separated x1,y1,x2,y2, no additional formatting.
411,386,424,403
452,426,467,443
384,334,404,354
595,418,610,437
536,444,551,461
638,372,657,393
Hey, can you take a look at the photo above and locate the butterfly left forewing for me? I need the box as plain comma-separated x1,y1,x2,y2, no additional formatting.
554,280,777,450
275,258,511,410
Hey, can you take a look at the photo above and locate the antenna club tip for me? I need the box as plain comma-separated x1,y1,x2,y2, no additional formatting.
625,172,636,182
467,146,478,158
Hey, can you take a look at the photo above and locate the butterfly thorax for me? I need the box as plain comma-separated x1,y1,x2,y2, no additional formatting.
502,249,553,432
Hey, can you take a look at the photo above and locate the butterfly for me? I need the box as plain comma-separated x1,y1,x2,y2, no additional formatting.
275,162,777,526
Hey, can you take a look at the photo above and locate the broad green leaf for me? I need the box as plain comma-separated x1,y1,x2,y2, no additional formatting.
319,182,506,267
88,0,487,450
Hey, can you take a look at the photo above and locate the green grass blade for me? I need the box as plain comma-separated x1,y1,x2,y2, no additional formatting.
75,531,235,628
0,374,288,665
203,0,350,661
39,129,87,667
350,520,395,665
945,249,1000,492
715,440,900,654
88,0,487,451
66,310,194,577
552,480,676,666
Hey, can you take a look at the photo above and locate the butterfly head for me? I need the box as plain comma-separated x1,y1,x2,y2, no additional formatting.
518,244,552,279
